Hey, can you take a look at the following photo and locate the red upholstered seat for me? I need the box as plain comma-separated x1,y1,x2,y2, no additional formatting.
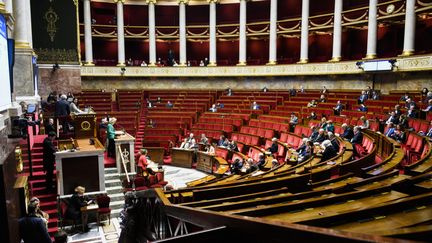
280,133,288,143
97,195,111,225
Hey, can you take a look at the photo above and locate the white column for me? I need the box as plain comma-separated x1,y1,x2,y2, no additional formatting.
178,0,188,66
208,0,217,66
402,0,416,56
115,0,125,66
299,0,309,63
83,0,94,65
4,0,12,14
24,0,32,48
13,0,30,49
238,0,247,65
268,0,277,64
331,0,343,62
147,0,157,66
365,0,377,59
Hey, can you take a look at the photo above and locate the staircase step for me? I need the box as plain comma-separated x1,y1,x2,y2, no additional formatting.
105,179,122,188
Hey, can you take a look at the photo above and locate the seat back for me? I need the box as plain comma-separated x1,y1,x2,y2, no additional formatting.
97,195,111,208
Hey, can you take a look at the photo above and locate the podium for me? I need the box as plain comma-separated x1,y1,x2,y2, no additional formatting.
171,148,194,168
55,138,105,196
71,112,96,139
114,132,136,174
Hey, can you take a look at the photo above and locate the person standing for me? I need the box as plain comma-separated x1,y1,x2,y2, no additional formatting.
55,94,70,134
18,203,52,243
107,118,117,158
43,132,57,192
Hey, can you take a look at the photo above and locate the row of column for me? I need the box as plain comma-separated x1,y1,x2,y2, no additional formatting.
83,0,417,66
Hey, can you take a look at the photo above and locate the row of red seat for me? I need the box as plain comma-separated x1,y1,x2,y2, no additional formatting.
248,119,289,133
240,126,275,139
231,133,260,146
193,123,234,133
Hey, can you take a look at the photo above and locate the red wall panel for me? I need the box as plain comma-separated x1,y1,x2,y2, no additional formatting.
187,41,209,66
217,40,239,65
247,39,269,65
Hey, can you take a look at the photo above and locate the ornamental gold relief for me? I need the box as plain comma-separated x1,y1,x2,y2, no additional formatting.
44,7,59,42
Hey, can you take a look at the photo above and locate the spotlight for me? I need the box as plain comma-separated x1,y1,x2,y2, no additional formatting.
120,67,126,75
356,61,364,70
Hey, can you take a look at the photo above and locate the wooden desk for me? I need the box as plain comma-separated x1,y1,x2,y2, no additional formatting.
196,152,214,173
55,138,105,195
114,132,136,174
81,204,98,231
145,147,165,164
71,112,96,138
171,148,194,168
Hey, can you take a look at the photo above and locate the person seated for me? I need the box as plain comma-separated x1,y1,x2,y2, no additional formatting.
298,141,313,163
226,87,233,96
256,154,266,169
333,100,343,115
371,90,380,100
307,111,317,120
296,138,309,154
228,140,239,152
358,90,368,104
217,135,226,147
385,123,396,137
223,138,230,147
230,159,243,174
298,85,305,93
407,105,417,118
188,138,198,150
45,118,56,135
340,123,354,140
267,138,278,154
350,126,363,144
205,144,215,155
319,140,338,162
398,114,409,129
325,120,335,133
251,101,260,110
359,116,369,129
146,99,153,108
422,99,432,112
289,88,297,96
209,104,218,112
126,58,133,66
358,104,368,112
424,121,432,138
242,158,258,174
386,111,399,125
166,101,173,108
147,119,155,128
309,126,318,141
216,102,224,108
405,98,417,109
200,134,209,145
394,104,402,118
179,138,190,149
307,99,317,108
271,159,279,169
137,149,149,175
140,60,148,66
327,132,340,152
172,60,179,66
313,129,327,143
321,86,328,94
66,186,93,231
319,117,328,130
400,93,409,102
199,60,205,66
262,86,268,92
70,98,83,113
391,124,406,143
289,113,298,125
319,94,327,103
66,92,74,102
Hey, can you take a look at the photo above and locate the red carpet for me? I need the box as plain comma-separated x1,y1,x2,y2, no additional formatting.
104,152,116,167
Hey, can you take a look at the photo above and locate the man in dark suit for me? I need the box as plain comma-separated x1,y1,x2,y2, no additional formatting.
340,123,354,140
267,138,279,154
350,126,363,144
19,203,52,243
358,90,368,104
55,94,70,134
333,100,344,115
328,132,340,152
43,132,57,191
320,140,338,162
314,129,327,143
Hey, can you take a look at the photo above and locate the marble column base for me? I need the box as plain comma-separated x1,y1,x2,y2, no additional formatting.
13,48,35,97
38,64,82,98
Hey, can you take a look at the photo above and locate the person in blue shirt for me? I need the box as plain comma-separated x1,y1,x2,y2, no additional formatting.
251,101,260,110
358,104,368,112
385,123,396,138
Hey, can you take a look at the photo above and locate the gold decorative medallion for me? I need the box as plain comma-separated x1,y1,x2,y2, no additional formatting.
81,121,91,131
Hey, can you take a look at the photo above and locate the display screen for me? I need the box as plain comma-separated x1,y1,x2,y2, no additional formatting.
0,14,11,111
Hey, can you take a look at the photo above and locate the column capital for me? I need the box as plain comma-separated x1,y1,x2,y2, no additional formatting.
113,0,125,3
0,3,5,14
177,0,189,5
207,0,219,4
146,0,157,4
